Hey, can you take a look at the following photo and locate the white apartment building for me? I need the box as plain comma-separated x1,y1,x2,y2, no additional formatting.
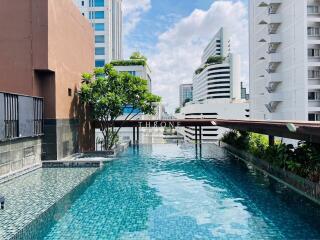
249,0,320,121
74,0,123,66
113,64,152,92
176,27,249,142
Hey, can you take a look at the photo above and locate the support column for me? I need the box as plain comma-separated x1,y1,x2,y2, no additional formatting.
137,126,140,144
133,127,136,145
195,126,198,144
269,135,275,146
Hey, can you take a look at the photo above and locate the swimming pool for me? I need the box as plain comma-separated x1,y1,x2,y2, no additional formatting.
22,144,320,239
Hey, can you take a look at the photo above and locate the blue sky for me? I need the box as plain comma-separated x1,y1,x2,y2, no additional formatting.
124,0,214,56
123,0,248,113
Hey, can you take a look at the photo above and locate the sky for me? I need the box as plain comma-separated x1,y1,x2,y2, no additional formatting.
122,0,248,113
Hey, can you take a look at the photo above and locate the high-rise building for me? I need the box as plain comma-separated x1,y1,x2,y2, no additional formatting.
74,0,123,66
201,28,231,63
179,84,193,107
176,27,249,142
193,27,241,102
249,0,320,121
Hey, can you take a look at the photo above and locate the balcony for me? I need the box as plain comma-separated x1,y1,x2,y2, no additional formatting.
266,81,281,93
268,23,281,34
268,2,281,14
266,61,281,73
258,1,268,7
264,72,281,87
267,42,281,53
265,101,282,113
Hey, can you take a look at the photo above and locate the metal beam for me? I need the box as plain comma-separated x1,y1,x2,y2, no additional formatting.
93,119,320,144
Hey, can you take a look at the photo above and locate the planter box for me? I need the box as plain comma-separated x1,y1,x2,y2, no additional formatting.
221,142,320,204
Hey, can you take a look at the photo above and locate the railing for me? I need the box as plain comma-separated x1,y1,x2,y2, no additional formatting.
0,92,44,141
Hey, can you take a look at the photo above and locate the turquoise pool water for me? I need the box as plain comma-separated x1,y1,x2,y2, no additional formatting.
28,144,320,239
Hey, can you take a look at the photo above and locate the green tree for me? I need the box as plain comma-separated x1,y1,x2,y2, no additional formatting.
79,64,161,150
130,52,147,61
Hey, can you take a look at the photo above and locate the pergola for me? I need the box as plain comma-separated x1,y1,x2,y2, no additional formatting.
94,119,320,144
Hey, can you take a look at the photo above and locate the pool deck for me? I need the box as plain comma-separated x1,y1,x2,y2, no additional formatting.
0,167,97,240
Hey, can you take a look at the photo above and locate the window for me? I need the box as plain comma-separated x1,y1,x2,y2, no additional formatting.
4,93,19,139
308,27,320,36
95,35,105,43
309,113,320,121
94,23,105,31
81,1,84,6
89,11,104,19
308,48,320,57
308,5,319,14
89,0,104,7
68,88,72,96
95,47,105,55
95,60,105,67
308,91,320,100
308,69,320,78
33,98,43,135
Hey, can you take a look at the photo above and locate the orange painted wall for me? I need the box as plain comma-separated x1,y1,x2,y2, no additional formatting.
0,0,94,119
48,0,94,119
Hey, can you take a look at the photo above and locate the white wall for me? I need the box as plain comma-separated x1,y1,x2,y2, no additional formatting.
177,99,250,142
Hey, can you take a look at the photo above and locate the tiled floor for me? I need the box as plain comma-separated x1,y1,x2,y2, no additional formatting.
0,168,97,239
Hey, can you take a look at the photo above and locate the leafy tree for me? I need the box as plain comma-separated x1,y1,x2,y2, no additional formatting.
175,107,181,114
130,52,147,61
79,64,161,150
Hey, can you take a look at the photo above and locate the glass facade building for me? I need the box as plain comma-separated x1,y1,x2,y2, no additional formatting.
74,0,123,67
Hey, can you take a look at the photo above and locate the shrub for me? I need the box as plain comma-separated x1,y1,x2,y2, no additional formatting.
205,56,225,65
195,67,205,75
221,130,320,183
111,59,146,67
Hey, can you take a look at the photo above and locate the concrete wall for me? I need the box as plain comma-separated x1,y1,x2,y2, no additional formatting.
0,137,42,178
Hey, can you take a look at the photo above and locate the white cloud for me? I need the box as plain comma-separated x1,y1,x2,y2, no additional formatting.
147,1,248,113
122,0,151,35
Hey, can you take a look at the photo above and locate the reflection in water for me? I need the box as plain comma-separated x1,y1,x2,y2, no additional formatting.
40,144,320,240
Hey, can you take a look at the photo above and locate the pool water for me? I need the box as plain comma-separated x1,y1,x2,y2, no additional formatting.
34,144,320,239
